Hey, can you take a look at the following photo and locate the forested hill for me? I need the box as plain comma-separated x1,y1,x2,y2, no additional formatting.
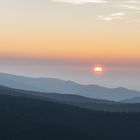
0,87,140,140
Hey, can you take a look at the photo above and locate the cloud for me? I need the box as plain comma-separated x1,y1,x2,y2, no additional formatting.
51,0,140,22
97,12,125,21
97,16,112,21
119,5,140,10
124,1,140,4
111,12,125,16
52,0,108,4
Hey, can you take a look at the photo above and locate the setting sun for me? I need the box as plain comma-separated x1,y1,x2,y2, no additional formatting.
94,66,103,73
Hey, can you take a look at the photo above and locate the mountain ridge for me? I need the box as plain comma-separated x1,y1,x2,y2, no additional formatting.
1,84,140,112
0,72,140,101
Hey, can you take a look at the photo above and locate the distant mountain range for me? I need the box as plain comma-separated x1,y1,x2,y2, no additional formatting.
1,85,140,139
1,85,140,112
0,73,140,101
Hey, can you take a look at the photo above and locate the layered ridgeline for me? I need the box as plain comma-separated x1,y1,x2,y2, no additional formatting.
0,73,140,101
0,85,140,140
121,97,140,103
1,85,140,112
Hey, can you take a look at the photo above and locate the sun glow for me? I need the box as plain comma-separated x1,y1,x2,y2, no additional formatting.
94,66,103,73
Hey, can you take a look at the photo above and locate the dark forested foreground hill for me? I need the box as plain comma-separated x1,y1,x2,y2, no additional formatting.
1,91,140,140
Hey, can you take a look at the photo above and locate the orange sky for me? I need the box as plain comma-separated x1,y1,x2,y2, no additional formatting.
0,0,140,63
0,27,140,62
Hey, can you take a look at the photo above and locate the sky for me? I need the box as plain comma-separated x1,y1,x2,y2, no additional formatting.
0,0,140,90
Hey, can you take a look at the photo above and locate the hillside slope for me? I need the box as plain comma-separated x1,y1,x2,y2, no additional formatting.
1,87,140,139
0,73,140,101
1,85,140,112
